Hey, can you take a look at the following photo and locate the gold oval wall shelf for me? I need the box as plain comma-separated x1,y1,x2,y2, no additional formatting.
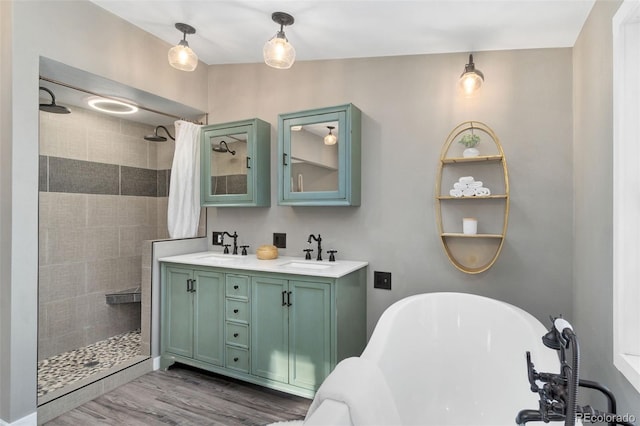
435,121,509,274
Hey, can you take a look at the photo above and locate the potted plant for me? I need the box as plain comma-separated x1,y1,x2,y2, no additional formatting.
458,133,480,157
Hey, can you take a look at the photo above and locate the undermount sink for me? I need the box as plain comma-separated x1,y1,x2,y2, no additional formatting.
196,254,240,263
280,261,333,270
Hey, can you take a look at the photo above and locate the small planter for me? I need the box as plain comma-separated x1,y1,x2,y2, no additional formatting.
459,133,480,157
463,147,480,157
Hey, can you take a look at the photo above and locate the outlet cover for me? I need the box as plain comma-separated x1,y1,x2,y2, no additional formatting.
273,233,287,248
212,232,224,246
374,271,392,290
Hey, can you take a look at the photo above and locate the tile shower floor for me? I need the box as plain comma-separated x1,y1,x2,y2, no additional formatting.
38,329,142,399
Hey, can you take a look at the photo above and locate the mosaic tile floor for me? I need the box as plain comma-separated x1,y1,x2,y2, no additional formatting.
37,329,141,398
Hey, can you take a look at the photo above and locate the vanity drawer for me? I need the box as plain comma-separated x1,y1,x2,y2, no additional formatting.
226,346,249,372
226,322,249,348
226,299,249,323
226,275,249,300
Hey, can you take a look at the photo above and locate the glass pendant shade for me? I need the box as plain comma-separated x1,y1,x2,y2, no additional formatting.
458,54,484,97
264,32,295,69
324,126,337,145
169,40,198,72
168,23,198,72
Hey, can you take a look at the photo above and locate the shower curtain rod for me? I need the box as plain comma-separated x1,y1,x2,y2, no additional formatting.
39,76,208,125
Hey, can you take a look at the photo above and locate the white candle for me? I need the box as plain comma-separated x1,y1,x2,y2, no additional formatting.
463,217,478,235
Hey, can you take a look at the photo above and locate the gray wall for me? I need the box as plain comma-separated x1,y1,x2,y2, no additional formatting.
1,0,207,422
206,48,575,335
573,0,640,417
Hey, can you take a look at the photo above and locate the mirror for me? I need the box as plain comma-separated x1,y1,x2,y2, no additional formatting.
209,132,248,196
289,120,339,193
278,104,361,206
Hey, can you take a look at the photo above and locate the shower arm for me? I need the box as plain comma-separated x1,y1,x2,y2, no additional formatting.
155,125,175,141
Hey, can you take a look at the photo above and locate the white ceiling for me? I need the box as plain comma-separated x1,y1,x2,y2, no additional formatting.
89,0,596,66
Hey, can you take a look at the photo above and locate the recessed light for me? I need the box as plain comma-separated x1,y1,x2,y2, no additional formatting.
291,125,302,131
87,96,138,115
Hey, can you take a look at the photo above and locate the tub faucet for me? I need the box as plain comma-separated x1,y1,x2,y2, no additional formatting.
222,231,238,255
307,234,322,261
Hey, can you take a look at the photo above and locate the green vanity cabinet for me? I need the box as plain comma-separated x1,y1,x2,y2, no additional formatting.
160,265,225,369
251,277,331,391
160,259,367,398
200,118,271,207
278,103,361,206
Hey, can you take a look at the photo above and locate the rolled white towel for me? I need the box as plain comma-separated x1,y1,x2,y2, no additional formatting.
449,188,463,197
468,181,483,188
453,182,468,190
459,176,474,184
462,188,476,197
475,187,491,196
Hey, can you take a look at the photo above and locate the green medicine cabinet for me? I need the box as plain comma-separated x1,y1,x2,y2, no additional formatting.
278,104,361,206
200,118,271,207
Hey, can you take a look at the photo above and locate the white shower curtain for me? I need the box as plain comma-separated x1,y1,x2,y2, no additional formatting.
167,120,202,239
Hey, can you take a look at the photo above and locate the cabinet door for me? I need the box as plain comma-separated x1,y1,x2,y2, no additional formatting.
163,266,194,358
278,103,361,206
200,118,271,207
251,276,289,383
193,270,224,366
288,280,332,390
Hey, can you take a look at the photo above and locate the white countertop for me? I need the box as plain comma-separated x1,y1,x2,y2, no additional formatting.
159,251,368,279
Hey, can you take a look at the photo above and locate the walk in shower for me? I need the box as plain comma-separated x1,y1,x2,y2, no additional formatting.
37,99,172,402
36,58,205,409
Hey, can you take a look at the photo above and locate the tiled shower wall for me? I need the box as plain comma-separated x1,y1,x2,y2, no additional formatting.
38,105,175,360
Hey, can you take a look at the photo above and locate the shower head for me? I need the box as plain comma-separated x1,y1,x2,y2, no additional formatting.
39,87,71,114
144,125,175,142
212,140,236,155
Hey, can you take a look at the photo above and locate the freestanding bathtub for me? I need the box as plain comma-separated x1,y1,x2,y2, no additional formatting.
304,292,560,425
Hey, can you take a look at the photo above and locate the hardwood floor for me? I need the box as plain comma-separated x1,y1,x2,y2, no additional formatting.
44,365,311,426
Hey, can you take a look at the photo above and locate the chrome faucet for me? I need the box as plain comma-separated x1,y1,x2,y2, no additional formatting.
222,231,239,255
307,234,322,261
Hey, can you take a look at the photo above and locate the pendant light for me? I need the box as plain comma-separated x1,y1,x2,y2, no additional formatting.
459,54,484,97
263,12,296,69
168,23,198,72
324,126,337,145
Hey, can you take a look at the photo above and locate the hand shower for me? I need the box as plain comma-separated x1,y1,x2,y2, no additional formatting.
516,317,635,426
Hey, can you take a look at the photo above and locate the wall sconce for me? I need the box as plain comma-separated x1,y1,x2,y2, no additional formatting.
459,54,484,97
263,12,296,69
168,23,198,72
324,126,337,145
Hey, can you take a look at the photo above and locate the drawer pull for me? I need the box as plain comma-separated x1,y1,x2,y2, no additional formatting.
234,357,239,362
233,333,239,338
233,308,239,314
282,290,287,306
233,285,239,290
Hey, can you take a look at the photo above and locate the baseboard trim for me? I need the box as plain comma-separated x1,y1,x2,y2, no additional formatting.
0,412,37,426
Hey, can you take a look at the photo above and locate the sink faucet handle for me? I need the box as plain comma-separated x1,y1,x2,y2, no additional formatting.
327,250,338,262
223,244,231,254
303,248,313,260
240,245,249,256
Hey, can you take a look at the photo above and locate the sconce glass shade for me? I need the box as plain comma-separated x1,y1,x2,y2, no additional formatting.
324,126,337,145
459,54,484,97
264,12,296,69
169,23,198,72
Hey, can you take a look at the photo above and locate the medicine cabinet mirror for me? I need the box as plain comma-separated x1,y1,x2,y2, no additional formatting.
278,104,361,206
201,118,270,207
